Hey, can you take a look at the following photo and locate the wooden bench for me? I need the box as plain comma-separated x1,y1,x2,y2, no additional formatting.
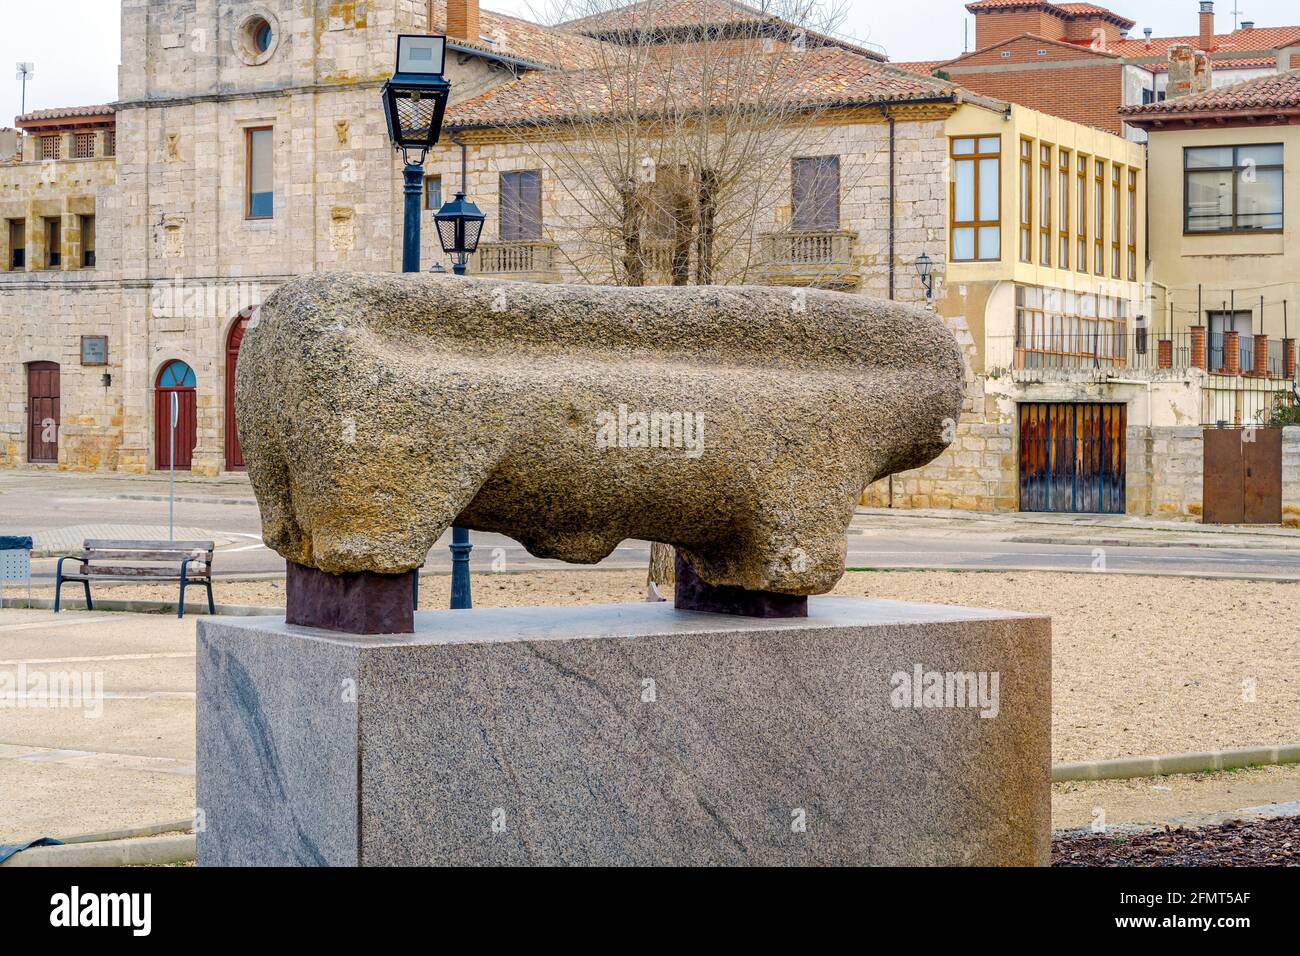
55,539,216,618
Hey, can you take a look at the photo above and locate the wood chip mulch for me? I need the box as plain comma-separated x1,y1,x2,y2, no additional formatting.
1053,816,1300,866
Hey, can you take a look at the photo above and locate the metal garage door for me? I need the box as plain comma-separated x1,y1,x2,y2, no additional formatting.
1019,402,1127,514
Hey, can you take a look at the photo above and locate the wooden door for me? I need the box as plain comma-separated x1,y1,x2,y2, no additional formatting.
155,361,197,471
26,362,59,463
1019,402,1126,514
225,312,252,470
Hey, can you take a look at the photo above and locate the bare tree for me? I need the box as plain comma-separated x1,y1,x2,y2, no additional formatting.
487,0,875,595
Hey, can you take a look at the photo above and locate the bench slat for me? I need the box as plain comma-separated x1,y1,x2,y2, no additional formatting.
69,566,212,579
83,539,214,551
74,551,210,562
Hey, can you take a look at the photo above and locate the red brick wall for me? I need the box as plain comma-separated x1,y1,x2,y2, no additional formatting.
1062,17,1125,48
949,38,1125,133
974,9,1067,48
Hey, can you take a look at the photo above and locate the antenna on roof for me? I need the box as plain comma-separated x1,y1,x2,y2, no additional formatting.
15,62,34,115
1229,2,1243,31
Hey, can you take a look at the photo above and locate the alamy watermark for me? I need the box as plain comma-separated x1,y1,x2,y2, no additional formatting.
889,664,1000,718
0,665,104,719
595,404,705,458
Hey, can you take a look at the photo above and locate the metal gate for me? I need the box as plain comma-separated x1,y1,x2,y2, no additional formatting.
1203,427,1283,525
1019,402,1127,514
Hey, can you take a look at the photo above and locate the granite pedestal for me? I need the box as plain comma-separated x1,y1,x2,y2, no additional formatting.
196,599,1050,866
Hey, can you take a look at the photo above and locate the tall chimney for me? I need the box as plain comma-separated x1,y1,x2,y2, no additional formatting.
1168,43,1214,98
1199,1,1215,50
447,0,481,42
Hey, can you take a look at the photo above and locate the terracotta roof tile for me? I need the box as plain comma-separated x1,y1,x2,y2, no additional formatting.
428,1,612,69
563,0,885,60
15,104,114,124
1106,25,1300,60
447,46,956,128
965,0,1133,26
1120,69,1300,118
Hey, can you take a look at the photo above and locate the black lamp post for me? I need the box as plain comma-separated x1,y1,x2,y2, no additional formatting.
384,35,474,611
915,252,935,305
382,34,451,273
432,167,486,610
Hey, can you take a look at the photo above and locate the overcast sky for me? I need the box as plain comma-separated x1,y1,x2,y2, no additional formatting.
3,0,1296,127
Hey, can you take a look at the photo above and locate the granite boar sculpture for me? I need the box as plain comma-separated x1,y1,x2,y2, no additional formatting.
235,273,964,595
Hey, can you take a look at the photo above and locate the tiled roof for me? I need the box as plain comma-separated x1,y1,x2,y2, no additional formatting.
1120,69,1300,118
965,0,1134,27
563,0,886,60
891,60,947,77
15,104,114,124
1106,25,1300,60
427,1,612,69
447,46,957,128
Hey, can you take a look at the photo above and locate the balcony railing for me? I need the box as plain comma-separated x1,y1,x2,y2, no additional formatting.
988,331,1298,381
472,241,560,281
759,229,859,289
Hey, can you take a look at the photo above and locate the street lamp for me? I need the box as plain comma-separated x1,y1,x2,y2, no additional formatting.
382,34,473,611
382,34,450,273
915,252,935,305
434,191,486,276
433,185,486,609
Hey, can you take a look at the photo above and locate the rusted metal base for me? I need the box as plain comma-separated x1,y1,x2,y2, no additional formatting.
673,553,808,618
286,561,415,635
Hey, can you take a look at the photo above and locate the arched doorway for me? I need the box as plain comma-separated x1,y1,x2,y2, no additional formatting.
26,361,60,463
225,309,255,470
155,360,198,470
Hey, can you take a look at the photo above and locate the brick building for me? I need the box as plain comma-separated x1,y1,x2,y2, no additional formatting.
895,1,1300,138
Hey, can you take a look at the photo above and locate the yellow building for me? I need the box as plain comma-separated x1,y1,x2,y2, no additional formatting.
1123,70,1300,428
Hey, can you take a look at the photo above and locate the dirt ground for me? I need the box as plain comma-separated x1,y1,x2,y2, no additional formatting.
33,568,1300,765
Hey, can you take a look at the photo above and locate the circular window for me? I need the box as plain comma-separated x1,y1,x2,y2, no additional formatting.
235,11,280,65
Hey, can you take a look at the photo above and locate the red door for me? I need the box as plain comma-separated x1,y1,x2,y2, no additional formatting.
155,360,198,471
27,362,60,463
225,310,253,470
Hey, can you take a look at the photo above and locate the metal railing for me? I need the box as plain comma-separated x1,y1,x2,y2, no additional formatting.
988,331,1298,380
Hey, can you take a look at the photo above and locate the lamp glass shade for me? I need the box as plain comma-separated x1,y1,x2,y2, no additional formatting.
916,253,934,280
396,35,447,76
383,35,450,151
434,192,488,255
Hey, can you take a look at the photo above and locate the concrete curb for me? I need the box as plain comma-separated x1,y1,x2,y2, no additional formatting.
1053,743,1300,782
1,595,281,617
60,819,195,845
0,834,195,868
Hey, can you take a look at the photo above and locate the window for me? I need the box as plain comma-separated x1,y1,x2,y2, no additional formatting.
44,218,61,268
80,214,96,269
40,135,60,160
424,175,442,212
1111,165,1122,279
1015,285,1129,369
1093,159,1104,276
1207,310,1254,372
500,170,542,241
1058,149,1070,270
792,156,841,231
245,127,273,219
949,136,1000,262
72,132,95,159
7,220,25,270
1019,140,1032,263
105,131,115,157
1184,144,1283,233
1076,154,1088,273
254,20,273,53
1039,144,1052,266
1127,170,1137,281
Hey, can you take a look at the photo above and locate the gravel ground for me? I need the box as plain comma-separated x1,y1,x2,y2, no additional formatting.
1053,815,1300,866
32,568,1300,764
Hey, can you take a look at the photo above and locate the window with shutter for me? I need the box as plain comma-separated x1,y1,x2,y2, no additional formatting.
792,157,840,231
500,170,543,241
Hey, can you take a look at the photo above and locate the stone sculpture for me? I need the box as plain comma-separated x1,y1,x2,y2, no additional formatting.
236,273,964,624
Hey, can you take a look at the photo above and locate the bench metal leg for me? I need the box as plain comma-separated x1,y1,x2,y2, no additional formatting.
83,581,93,611
206,580,215,615
178,568,187,619
54,569,63,613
